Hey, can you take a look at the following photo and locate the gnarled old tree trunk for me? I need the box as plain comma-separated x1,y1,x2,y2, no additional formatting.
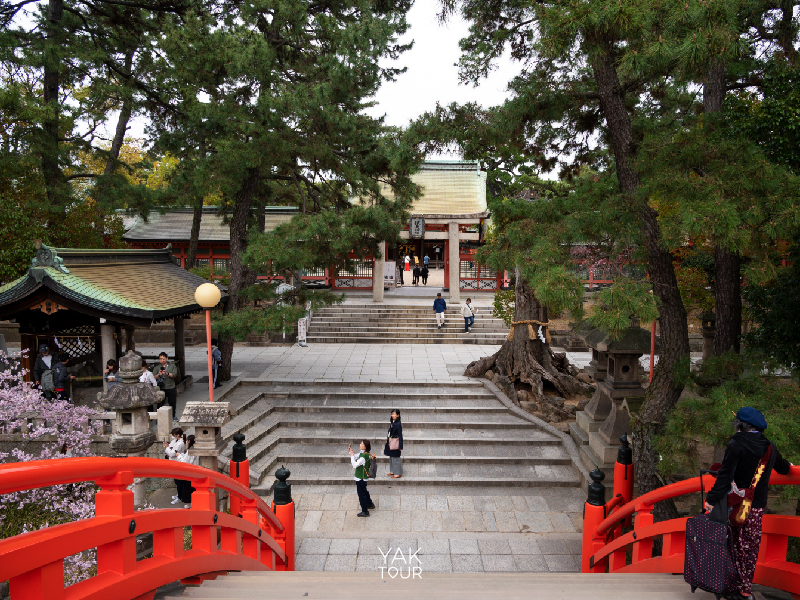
464,266,593,419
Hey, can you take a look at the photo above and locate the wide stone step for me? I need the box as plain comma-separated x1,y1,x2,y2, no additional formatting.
306,330,507,338
308,325,507,332
268,404,508,413
251,463,579,493
256,390,497,400
305,336,505,344
168,572,722,599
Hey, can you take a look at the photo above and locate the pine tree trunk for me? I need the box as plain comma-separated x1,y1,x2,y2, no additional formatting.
713,244,741,355
218,169,259,381
42,0,66,221
103,48,135,177
186,199,203,269
464,266,593,414
592,45,689,521
703,62,742,357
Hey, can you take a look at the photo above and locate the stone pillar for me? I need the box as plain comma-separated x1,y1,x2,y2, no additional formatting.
372,242,385,303
124,326,135,353
174,317,186,376
157,405,173,444
100,322,115,393
448,221,461,303
700,312,715,362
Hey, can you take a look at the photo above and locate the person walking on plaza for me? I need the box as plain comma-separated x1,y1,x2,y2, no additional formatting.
412,264,420,286
384,409,403,478
33,343,55,399
350,440,375,517
153,352,179,422
461,298,475,333
52,352,75,401
420,265,429,285
396,263,404,286
104,359,121,389
703,407,793,600
433,293,447,329
423,254,429,268
404,254,410,271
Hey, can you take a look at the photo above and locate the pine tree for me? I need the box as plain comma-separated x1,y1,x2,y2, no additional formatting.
150,0,418,377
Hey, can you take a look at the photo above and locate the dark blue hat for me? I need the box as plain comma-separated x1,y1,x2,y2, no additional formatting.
735,407,767,430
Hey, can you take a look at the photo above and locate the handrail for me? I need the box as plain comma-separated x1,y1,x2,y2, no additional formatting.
0,457,283,531
596,468,800,537
0,456,294,600
582,459,800,600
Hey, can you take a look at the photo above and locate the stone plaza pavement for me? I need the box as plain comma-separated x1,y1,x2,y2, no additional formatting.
127,341,597,574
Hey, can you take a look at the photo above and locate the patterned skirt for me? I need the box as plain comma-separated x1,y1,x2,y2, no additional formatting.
731,507,764,596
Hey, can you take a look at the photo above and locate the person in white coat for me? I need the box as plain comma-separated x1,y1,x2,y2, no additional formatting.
176,435,199,508
163,428,186,504
461,298,475,333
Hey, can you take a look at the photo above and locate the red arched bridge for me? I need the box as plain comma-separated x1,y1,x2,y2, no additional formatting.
582,438,800,599
0,456,295,600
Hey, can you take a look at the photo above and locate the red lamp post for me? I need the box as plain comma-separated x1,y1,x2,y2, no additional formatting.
194,283,221,402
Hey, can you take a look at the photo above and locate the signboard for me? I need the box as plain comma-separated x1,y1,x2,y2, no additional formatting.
409,216,425,239
384,260,397,289
297,317,308,346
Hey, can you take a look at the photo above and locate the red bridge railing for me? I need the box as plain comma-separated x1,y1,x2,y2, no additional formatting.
0,456,295,600
582,438,800,599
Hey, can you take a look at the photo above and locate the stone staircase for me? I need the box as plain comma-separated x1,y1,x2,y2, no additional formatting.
307,305,509,344
214,380,579,496
166,572,722,599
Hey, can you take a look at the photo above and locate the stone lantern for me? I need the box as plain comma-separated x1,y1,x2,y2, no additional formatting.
179,401,230,472
97,350,164,504
581,322,654,479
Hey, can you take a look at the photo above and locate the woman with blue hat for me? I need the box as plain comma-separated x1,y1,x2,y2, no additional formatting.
703,407,793,600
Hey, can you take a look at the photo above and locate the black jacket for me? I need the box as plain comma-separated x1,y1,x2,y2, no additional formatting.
52,361,70,390
383,419,403,457
33,355,55,383
706,432,791,509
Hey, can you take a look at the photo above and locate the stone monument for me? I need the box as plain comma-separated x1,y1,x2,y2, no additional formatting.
96,350,164,504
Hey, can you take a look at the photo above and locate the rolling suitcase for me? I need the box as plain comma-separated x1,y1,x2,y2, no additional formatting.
684,472,738,599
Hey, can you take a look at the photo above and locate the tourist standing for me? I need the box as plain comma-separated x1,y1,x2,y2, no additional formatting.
404,254,410,271
176,434,198,508
423,254,430,268
139,362,158,386
33,344,54,399
384,409,403,478
153,352,179,422
461,298,475,333
211,338,222,389
52,352,75,401
412,264,421,286
433,293,447,329
350,440,375,517
420,265,429,285
396,263,404,286
104,359,121,389
163,428,187,505
704,407,793,600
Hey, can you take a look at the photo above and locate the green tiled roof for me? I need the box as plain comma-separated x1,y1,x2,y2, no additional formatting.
0,246,227,324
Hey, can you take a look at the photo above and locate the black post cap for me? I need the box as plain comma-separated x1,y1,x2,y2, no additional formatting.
617,433,632,466
587,468,606,506
231,433,246,463
273,464,292,505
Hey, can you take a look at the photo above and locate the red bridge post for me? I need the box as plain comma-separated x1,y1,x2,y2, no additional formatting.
581,468,607,573
271,466,295,571
230,433,250,518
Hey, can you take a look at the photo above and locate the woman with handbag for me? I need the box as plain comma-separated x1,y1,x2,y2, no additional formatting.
703,407,793,600
384,409,403,478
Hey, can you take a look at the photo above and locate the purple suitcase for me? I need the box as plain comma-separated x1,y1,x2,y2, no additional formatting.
684,510,739,598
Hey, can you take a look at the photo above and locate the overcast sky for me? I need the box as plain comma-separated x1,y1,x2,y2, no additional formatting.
121,0,521,159
363,0,522,158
